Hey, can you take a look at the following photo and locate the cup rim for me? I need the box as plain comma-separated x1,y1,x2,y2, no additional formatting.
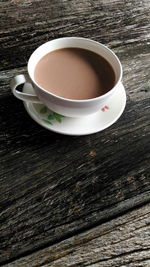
28,37,122,103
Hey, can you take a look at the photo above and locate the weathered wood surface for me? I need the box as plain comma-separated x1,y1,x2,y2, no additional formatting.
0,0,150,266
5,204,150,267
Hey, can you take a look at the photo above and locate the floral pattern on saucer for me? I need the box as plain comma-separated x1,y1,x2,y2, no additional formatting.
40,106,64,125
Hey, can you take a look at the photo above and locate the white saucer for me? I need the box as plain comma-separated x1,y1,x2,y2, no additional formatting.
23,83,126,136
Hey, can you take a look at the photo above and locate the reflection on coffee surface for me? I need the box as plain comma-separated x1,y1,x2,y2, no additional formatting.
34,48,115,100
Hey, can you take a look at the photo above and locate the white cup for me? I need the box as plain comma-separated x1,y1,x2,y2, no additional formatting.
10,37,122,117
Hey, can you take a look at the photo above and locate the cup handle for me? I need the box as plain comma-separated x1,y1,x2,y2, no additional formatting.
10,74,42,103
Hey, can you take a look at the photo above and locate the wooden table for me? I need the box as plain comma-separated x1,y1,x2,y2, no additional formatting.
0,0,150,266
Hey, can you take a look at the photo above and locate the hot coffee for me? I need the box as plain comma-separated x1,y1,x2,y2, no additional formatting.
34,48,115,100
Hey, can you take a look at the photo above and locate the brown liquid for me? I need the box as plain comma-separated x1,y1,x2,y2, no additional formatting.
34,48,115,100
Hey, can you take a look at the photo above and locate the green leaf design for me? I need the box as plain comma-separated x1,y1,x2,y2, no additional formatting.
53,112,64,123
43,119,52,125
40,106,48,114
48,114,55,120
41,110,64,125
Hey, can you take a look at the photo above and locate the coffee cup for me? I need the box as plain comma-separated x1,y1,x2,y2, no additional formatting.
10,37,122,117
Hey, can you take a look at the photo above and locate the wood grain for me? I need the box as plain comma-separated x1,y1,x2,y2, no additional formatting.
0,97,150,265
0,0,150,265
5,204,150,267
